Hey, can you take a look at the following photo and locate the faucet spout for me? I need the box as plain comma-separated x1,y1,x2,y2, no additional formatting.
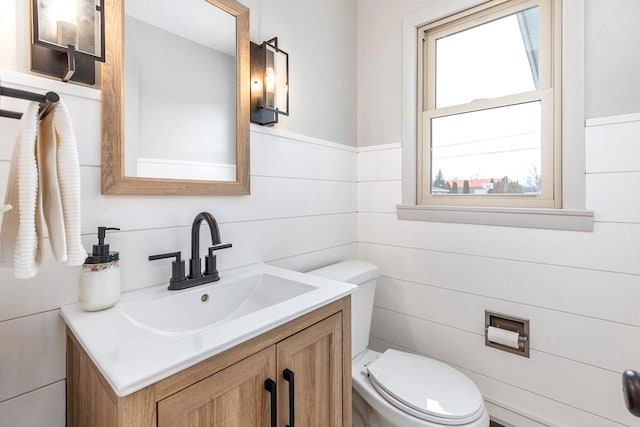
189,212,222,278
191,212,221,261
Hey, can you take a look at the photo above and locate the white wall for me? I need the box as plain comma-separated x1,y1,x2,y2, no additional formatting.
585,0,640,119
0,0,28,72
357,0,640,425
356,0,426,147
0,0,357,424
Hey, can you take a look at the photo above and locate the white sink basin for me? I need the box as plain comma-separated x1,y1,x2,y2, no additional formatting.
60,263,356,397
121,274,315,334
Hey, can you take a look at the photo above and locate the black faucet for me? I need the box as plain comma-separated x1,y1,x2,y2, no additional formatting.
149,212,232,290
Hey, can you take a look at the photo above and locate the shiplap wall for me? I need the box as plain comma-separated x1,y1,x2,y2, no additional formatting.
0,72,358,426
357,115,640,426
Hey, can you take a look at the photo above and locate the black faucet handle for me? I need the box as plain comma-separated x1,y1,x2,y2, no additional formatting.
203,244,232,279
149,251,187,286
210,243,232,251
149,251,182,262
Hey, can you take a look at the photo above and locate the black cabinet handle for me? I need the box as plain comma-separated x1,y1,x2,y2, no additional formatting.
283,369,295,427
264,378,277,427
623,370,640,417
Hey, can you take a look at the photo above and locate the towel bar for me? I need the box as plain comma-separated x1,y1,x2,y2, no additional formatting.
0,83,59,120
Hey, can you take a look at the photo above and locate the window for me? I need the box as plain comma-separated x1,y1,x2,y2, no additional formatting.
417,0,561,208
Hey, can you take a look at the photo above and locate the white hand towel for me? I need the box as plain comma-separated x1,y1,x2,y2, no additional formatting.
0,99,84,278
52,100,85,266
0,102,41,278
38,112,67,262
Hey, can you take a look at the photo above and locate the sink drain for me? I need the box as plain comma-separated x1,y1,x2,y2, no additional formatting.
201,294,209,302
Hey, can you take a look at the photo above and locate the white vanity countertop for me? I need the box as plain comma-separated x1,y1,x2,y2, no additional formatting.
60,263,356,397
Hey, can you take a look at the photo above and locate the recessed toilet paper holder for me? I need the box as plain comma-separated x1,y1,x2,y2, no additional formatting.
485,311,530,358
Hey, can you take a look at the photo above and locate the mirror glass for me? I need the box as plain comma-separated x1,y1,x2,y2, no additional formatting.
123,0,237,181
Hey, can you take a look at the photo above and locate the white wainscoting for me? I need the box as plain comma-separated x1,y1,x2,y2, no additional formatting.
0,381,65,427
357,114,640,427
0,73,357,426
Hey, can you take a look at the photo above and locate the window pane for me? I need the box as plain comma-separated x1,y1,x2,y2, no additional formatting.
435,6,539,108
430,102,541,196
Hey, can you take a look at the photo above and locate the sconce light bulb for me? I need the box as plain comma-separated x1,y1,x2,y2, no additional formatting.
49,0,78,25
57,21,79,47
265,67,275,93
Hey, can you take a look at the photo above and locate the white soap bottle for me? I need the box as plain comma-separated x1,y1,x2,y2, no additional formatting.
79,227,121,311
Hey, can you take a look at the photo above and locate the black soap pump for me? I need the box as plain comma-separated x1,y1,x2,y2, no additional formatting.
79,227,121,311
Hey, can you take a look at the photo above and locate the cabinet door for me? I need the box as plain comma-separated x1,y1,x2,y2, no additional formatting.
158,346,277,427
277,313,343,427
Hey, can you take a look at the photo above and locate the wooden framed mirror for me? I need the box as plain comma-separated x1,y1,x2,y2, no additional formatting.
101,0,250,195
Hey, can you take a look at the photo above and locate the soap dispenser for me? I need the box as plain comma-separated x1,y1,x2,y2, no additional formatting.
79,227,121,311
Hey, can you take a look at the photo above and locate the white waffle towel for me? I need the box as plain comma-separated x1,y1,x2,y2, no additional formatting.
51,100,85,266
0,102,41,278
0,99,84,278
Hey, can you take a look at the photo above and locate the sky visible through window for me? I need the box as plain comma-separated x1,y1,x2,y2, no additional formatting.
431,7,541,195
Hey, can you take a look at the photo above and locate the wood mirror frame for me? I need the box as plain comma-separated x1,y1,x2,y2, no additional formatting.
101,0,250,195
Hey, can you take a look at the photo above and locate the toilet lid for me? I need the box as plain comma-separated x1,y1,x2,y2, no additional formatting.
366,350,484,423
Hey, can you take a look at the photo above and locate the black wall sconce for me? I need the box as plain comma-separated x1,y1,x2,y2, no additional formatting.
31,0,106,85
250,37,289,126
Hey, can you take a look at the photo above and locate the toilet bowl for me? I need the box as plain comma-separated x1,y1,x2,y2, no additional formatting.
308,260,490,427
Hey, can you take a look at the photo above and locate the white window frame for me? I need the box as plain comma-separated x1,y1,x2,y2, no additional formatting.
419,0,559,208
398,0,593,231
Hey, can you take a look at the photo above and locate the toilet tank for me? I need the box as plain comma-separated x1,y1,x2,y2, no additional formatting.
307,260,380,359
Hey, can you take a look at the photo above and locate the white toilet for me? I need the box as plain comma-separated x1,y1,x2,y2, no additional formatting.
308,260,490,427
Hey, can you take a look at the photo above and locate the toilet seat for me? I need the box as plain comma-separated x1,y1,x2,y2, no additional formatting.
366,350,485,425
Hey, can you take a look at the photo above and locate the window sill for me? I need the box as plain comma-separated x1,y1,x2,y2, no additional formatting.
396,205,594,232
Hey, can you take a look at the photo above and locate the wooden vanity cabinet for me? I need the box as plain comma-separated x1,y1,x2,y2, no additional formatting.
157,346,276,427
66,297,351,427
